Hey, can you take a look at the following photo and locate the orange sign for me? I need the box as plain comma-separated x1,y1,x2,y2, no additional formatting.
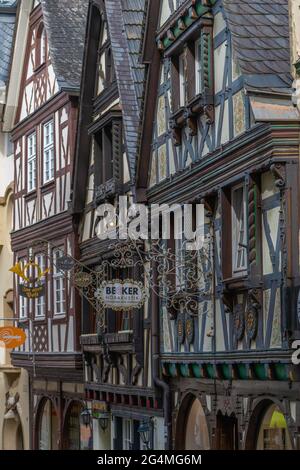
0,327,26,349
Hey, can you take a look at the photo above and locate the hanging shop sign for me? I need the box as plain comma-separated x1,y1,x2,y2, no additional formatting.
95,279,147,311
56,255,75,272
10,261,49,300
0,327,26,349
74,272,93,288
92,401,109,419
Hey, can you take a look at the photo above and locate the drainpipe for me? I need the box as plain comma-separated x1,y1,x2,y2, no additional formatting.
151,261,171,450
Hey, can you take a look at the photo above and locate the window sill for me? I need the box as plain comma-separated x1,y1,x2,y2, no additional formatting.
24,190,37,200
41,180,55,193
34,316,46,321
53,314,66,321
223,275,248,291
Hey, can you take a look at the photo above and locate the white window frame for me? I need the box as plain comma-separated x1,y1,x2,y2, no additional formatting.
35,253,46,318
195,38,202,95
43,120,54,183
123,419,132,450
27,132,37,192
179,53,186,107
41,27,47,64
18,260,28,319
231,183,247,276
53,249,66,316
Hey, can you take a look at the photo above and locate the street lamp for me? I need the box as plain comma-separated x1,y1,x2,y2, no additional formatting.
138,419,152,450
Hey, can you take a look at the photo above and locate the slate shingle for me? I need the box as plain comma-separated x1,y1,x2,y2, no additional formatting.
223,0,292,91
106,0,147,182
0,1,17,85
40,0,88,92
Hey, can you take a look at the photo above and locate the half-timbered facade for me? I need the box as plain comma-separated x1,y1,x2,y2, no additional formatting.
5,0,88,449
72,0,165,450
0,0,29,450
137,0,300,450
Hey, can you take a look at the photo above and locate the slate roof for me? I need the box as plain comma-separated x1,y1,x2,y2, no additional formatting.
0,1,17,86
40,0,88,92
223,0,292,93
106,0,147,182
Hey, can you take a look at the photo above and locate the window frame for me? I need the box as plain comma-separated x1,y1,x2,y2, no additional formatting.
195,38,202,96
18,259,28,320
43,119,55,184
231,182,248,276
53,249,66,316
27,131,37,192
35,253,46,318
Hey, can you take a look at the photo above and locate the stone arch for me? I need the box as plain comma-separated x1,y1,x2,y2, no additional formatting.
175,392,211,450
35,396,59,450
62,400,84,450
245,398,294,450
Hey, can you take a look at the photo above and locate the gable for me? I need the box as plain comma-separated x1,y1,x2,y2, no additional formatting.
16,5,59,124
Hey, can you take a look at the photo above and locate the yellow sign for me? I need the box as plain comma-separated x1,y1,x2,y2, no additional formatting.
10,261,50,300
10,261,50,282
0,327,26,349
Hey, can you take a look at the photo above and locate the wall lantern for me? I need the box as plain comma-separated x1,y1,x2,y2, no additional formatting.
81,407,92,428
138,419,153,449
99,412,110,432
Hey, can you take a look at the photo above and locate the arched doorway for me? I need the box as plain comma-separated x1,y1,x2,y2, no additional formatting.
63,402,84,450
175,395,210,450
256,403,292,450
38,399,59,450
216,412,238,449
245,400,293,450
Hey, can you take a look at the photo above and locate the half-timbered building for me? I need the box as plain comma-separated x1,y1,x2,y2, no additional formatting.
72,0,165,450
0,0,29,450
4,0,88,450
137,0,300,450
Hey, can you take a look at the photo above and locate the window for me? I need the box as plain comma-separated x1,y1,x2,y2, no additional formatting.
41,27,47,64
231,183,247,275
35,253,46,318
18,260,28,319
195,38,202,95
27,132,37,192
179,53,187,107
53,249,65,315
123,419,132,450
43,120,54,183
94,125,114,186
35,24,47,69
96,22,115,96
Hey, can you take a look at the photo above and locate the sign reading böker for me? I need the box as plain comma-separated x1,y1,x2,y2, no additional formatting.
95,279,147,311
